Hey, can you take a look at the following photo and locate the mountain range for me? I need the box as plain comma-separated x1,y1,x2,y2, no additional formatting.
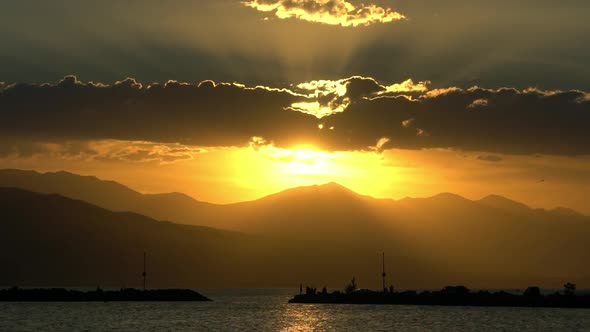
0,169,589,289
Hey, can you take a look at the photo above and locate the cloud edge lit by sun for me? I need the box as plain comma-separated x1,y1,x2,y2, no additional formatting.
243,0,406,27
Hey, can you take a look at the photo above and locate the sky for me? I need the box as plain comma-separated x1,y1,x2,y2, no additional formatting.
1,0,590,213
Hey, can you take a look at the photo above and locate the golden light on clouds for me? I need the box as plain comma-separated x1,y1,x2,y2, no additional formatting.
468,98,489,109
295,79,349,96
378,79,431,95
286,76,432,117
372,137,391,152
287,78,351,117
243,0,405,27
288,100,350,118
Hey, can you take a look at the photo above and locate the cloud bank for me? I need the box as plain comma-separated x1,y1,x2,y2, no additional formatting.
0,139,201,164
1,76,589,155
243,0,405,26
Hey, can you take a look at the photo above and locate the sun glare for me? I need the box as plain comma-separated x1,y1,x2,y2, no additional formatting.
230,140,405,201
283,146,330,176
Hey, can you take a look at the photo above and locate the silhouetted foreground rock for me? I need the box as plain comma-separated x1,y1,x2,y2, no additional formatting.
0,287,212,302
289,287,590,308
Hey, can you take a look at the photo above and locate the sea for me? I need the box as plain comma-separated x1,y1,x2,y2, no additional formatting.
1,288,589,331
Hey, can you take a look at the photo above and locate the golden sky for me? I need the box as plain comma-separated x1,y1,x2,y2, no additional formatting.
2,137,590,215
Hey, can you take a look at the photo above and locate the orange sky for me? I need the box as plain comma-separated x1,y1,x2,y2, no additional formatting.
1,140,589,214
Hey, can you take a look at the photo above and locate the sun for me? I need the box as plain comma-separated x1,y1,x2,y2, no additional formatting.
228,140,404,202
284,146,331,176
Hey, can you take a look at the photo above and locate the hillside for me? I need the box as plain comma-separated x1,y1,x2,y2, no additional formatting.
0,188,267,288
0,169,219,227
1,170,590,288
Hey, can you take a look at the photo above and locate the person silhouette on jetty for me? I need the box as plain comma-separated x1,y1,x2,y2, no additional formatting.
564,282,576,296
345,277,357,294
288,279,590,308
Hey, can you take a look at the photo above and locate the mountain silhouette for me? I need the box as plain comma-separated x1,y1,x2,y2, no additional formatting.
478,194,532,214
215,182,387,238
1,169,585,233
1,169,589,288
0,169,218,227
0,187,268,288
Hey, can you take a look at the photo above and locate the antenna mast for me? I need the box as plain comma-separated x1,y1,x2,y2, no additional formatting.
382,252,386,292
142,252,147,291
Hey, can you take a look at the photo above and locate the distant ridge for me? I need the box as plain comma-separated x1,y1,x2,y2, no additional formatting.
1,184,590,288
478,195,532,213
2,168,586,213
0,169,587,234
254,181,367,203
0,168,218,227
549,207,584,217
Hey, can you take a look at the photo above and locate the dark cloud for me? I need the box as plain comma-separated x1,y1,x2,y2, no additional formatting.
1,76,589,155
0,76,316,148
319,85,590,155
1,1,589,90
477,155,503,162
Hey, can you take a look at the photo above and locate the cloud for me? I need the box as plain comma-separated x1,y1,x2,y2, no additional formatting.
468,98,489,109
288,100,350,118
321,85,590,154
477,155,503,162
243,0,405,27
2,0,590,93
402,118,415,128
416,128,429,137
89,140,201,164
370,137,391,153
0,76,316,148
1,76,589,155
286,79,350,117
287,76,429,117
378,79,430,95
424,87,463,98
576,93,590,103
0,139,201,164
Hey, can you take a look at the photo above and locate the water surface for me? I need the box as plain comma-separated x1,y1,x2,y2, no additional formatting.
1,289,589,331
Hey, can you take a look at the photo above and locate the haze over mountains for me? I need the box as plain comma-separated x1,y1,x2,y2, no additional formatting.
0,169,584,231
0,169,589,289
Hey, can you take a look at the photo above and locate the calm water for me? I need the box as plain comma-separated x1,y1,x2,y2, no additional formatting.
1,288,589,331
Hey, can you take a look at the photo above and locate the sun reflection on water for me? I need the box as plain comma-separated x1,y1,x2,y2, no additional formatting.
278,304,334,332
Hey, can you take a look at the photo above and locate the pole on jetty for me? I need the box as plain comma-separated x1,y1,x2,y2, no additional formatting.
382,252,386,292
142,252,147,291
